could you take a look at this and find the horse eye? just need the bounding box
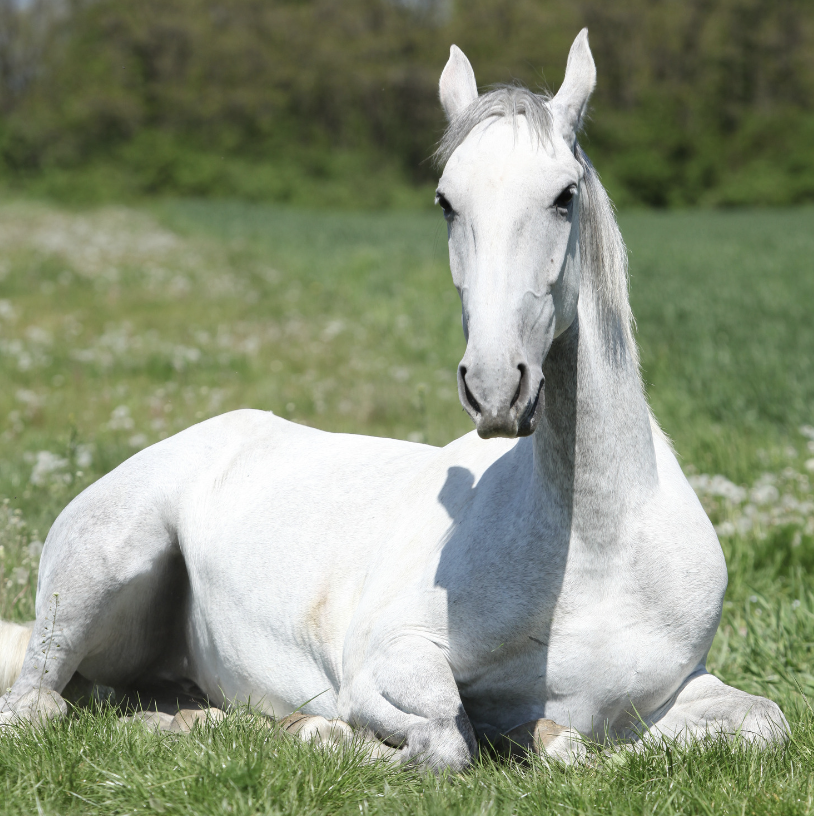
[554,186,576,211]
[436,192,454,219]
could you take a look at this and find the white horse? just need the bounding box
[0,30,788,770]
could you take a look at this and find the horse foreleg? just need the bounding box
[0,594,72,725]
[642,669,789,747]
[278,712,399,761]
[339,635,478,773]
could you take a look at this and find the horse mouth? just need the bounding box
[475,376,545,439]
[515,376,545,437]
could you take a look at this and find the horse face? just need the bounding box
[436,31,596,439]
[437,122,584,438]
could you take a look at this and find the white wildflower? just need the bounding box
[689,474,746,504]
[75,444,93,469]
[736,516,754,534]
[171,345,201,371]
[11,567,29,585]
[27,540,43,559]
[750,483,780,506]
[25,325,52,345]
[715,521,736,537]
[15,389,42,408]
[128,433,148,449]
[321,319,345,341]
[29,451,69,486]
[108,405,135,431]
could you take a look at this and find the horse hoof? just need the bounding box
[170,707,225,733]
[359,740,400,763]
[279,712,353,746]
[120,710,176,732]
[496,718,586,764]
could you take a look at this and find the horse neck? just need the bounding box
[532,281,658,532]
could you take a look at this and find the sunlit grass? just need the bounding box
[1,199,813,814]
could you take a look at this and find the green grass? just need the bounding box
[1,707,813,815]
[0,198,813,813]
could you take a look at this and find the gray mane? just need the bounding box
[435,86,554,167]
[435,86,637,368]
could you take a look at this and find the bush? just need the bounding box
[1,0,812,207]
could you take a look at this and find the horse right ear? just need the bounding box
[551,29,596,146]
[439,45,478,121]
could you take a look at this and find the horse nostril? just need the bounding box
[459,366,482,415]
[510,364,527,410]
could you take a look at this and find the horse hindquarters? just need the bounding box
[0,621,33,694]
[0,466,189,723]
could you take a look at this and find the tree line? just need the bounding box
[1,0,812,207]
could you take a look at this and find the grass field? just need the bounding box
[0,198,813,814]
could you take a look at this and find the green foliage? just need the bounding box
[1,0,813,207]
[622,207,814,480]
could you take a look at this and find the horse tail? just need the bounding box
[0,621,33,693]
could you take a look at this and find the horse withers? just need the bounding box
[0,30,788,770]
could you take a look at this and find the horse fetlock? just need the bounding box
[538,725,586,764]
[278,712,399,762]
[494,718,586,764]
[120,706,226,733]
[121,710,176,732]
[170,707,226,733]
[279,712,354,746]
[0,687,67,725]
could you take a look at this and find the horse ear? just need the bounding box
[439,45,478,121]
[551,29,596,145]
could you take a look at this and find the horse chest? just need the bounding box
[545,592,699,713]
[453,527,726,735]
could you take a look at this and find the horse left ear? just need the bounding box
[551,29,596,146]
[439,45,478,121]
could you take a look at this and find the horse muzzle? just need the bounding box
[457,360,544,438]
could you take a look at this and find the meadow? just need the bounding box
[0,197,813,814]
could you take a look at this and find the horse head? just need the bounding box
[436,30,596,438]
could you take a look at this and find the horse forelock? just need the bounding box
[434,86,555,168]
[435,86,638,371]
